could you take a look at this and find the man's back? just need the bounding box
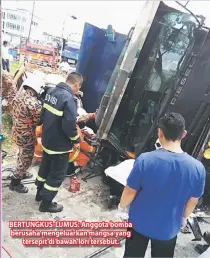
[41,82,78,153]
[128,149,205,240]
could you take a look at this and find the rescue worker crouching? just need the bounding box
[67,89,96,173]
[34,109,96,171]
[35,72,83,213]
[10,75,44,193]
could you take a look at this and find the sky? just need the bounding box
[2,1,210,41]
[2,0,144,41]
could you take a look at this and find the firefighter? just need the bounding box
[68,113,96,170]
[35,72,83,213]
[67,89,96,171]
[9,74,44,193]
[34,109,96,169]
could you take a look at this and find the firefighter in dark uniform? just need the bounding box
[35,72,83,213]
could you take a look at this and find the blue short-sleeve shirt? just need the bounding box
[127,149,206,240]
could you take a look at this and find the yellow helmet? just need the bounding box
[204,148,210,159]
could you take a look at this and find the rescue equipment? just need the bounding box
[69,177,80,193]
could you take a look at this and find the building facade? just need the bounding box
[2,8,42,47]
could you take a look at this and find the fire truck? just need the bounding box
[20,42,56,67]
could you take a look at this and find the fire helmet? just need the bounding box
[21,74,45,94]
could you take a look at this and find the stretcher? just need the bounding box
[104,159,135,207]
[105,159,135,186]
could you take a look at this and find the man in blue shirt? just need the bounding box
[119,112,206,257]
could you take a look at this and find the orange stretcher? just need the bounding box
[34,125,96,167]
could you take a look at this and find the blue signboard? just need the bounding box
[8,48,18,58]
[62,40,80,61]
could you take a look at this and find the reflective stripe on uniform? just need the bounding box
[69,149,80,162]
[70,134,80,141]
[34,155,43,158]
[36,175,46,182]
[43,103,63,116]
[42,145,72,155]
[44,183,59,191]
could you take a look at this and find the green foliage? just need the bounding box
[10,61,21,76]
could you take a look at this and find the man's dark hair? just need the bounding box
[3,41,8,46]
[66,72,83,85]
[158,113,185,141]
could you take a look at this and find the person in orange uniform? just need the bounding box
[34,111,96,167]
[69,109,96,167]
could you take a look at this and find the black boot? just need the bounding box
[204,231,210,245]
[9,178,28,193]
[39,200,63,213]
[195,244,209,254]
[35,187,42,202]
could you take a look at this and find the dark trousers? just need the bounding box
[2,58,10,72]
[35,151,69,202]
[124,228,177,258]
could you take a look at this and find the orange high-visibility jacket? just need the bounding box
[34,125,96,166]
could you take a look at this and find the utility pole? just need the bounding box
[58,14,77,69]
[27,0,35,44]
[57,15,66,69]
[19,13,23,49]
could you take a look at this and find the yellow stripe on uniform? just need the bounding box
[43,103,63,116]
[36,175,46,182]
[42,146,72,155]
[69,149,80,162]
[70,134,80,141]
[44,183,59,191]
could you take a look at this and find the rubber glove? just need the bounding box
[181,217,188,228]
[116,203,129,221]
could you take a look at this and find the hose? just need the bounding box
[84,237,125,258]
[13,65,26,84]
[2,171,78,187]
[2,246,13,258]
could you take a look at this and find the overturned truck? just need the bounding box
[92,1,210,202]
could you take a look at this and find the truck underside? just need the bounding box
[92,1,210,200]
